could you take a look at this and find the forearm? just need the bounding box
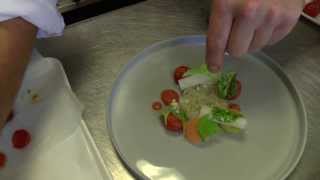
[0,18,37,129]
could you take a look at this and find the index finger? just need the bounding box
[206,0,233,72]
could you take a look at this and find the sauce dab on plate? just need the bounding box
[152,101,162,111]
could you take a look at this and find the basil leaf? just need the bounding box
[216,72,237,99]
[198,115,220,141]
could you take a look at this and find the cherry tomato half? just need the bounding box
[12,129,31,149]
[227,80,242,100]
[174,66,190,84]
[0,152,6,169]
[166,113,183,132]
[161,89,179,105]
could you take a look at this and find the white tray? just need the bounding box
[302,12,320,26]
[0,51,112,180]
[80,120,113,180]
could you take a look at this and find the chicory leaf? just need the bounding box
[198,115,220,141]
[184,64,214,79]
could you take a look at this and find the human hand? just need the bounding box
[206,0,304,71]
[0,18,37,129]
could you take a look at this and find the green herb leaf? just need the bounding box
[216,72,237,99]
[184,64,213,78]
[163,105,189,122]
[198,115,220,141]
[173,109,188,122]
[220,124,241,133]
[211,107,242,123]
[160,107,170,125]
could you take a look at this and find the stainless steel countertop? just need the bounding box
[36,0,320,179]
[58,0,100,12]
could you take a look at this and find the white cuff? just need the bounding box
[0,0,65,38]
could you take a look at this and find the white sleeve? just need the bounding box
[0,0,65,38]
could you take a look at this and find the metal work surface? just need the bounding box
[36,0,320,179]
[58,0,100,12]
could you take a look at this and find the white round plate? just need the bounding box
[108,36,307,180]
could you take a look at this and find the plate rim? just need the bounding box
[107,35,308,180]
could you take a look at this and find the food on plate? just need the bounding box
[161,89,180,105]
[303,0,320,17]
[12,129,31,149]
[216,72,242,100]
[152,64,247,145]
[184,118,201,144]
[228,103,241,112]
[174,66,190,84]
[165,112,183,132]
[0,152,6,169]
[152,101,162,111]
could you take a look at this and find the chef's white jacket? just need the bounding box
[0,0,65,38]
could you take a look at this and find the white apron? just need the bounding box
[0,0,65,38]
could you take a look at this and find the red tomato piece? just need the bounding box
[161,89,179,105]
[12,129,31,149]
[227,80,242,100]
[166,113,183,132]
[152,101,162,111]
[174,66,190,84]
[228,103,241,112]
[6,110,14,123]
[304,2,320,17]
[0,152,6,169]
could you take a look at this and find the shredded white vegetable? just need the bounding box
[180,84,227,119]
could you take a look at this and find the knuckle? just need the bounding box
[265,5,280,26]
[241,0,260,20]
[213,0,229,16]
[208,41,225,56]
